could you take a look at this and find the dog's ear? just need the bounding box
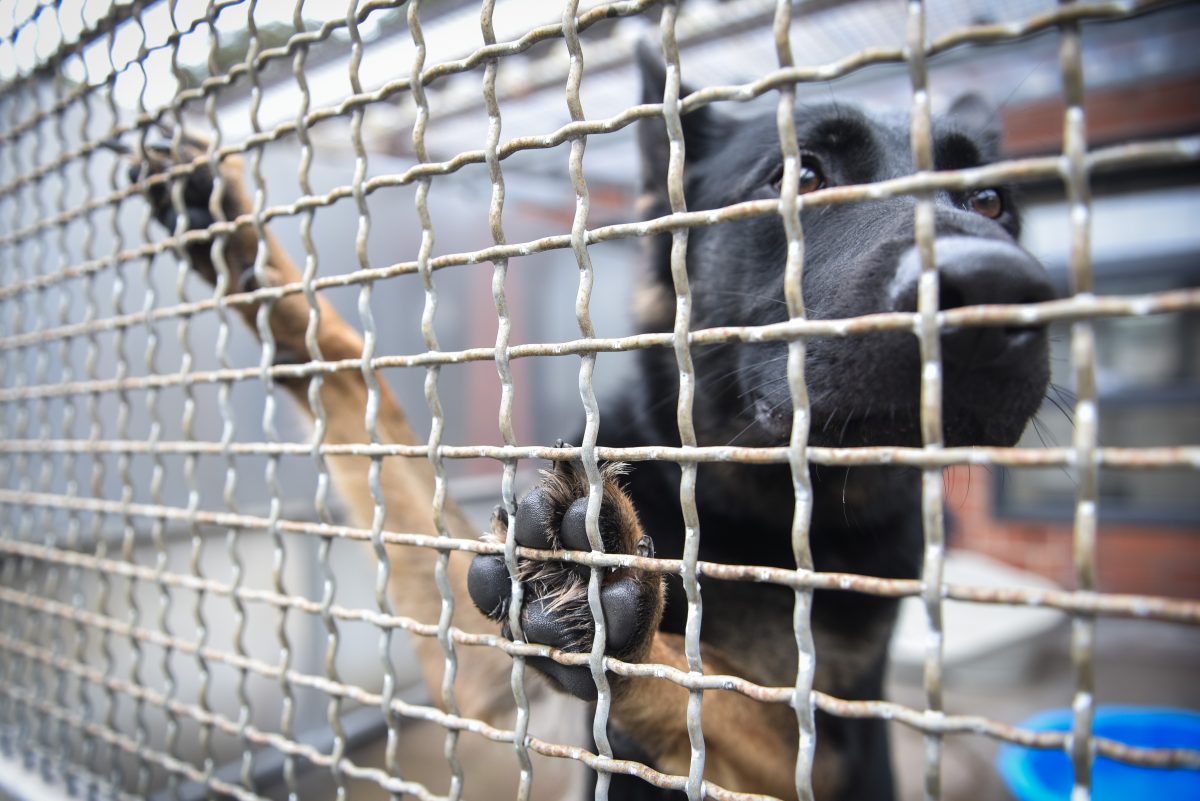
[947,93,1002,161]
[636,40,730,202]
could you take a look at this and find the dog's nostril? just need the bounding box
[890,237,1056,317]
[885,237,1056,364]
[936,264,1053,311]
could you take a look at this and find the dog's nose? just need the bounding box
[889,236,1056,364]
[932,237,1056,310]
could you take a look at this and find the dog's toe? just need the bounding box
[467,554,511,621]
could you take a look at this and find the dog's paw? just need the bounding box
[467,455,663,700]
[127,130,256,288]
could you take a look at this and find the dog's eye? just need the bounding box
[967,188,1004,219]
[770,162,824,195]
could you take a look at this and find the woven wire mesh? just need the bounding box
[0,1,1198,800]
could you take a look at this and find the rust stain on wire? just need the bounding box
[2,498,1198,627]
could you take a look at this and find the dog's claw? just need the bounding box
[636,535,654,559]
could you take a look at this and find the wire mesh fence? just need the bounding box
[0,1,1198,800]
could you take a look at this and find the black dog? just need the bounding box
[466,49,1054,801]
[134,44,1053,801]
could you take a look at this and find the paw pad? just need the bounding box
[467,457,664,700]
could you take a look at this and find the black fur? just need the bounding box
[471,48,1055,801]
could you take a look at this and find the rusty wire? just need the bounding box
[1,1,1199,800]
[2,498,1197,628]
[478,0,535,794]
[905,2,949,796]
[556,0,621,793]
[1058,3,1100,798]
[1,284,1198,401]
[3,148,1199,352]
[2,575,1198,775]
[0,0,1173,218]
[659,2,708,798]
[770,0,817,797]
[408,1,467,797]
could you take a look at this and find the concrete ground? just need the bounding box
[888,616,1200,801]
[338,616,1200,801]
[4,605,1193,801]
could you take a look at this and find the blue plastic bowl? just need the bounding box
[997,707,1200,801]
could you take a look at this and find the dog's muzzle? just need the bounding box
[888,236,1055,367]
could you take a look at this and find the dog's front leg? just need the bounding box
[468,460,802,797]
[132,138,516,721]
[620,634,803,799]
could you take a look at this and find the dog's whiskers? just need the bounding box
[723,394,792,447]
[1044,393,1074,428]
[700,289,791,308]
[945,464,976,512]
[723,415,762,447]
[1046,383,1077,426]
[735,373,791,401]
[838,408,856,446]
[713,353,789,387]
[1029,414,1051,449]
[636,345,736,419]
[1030,411,1079,485]
[639,348,799,433]
[1050,382,1077,402]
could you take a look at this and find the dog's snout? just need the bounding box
[890,237,1054,312]
[889,236,1055,364]
[934,237,1056,310]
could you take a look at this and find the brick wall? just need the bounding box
[945,466,1200,599]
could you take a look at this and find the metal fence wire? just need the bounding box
[1,0,1198,800]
